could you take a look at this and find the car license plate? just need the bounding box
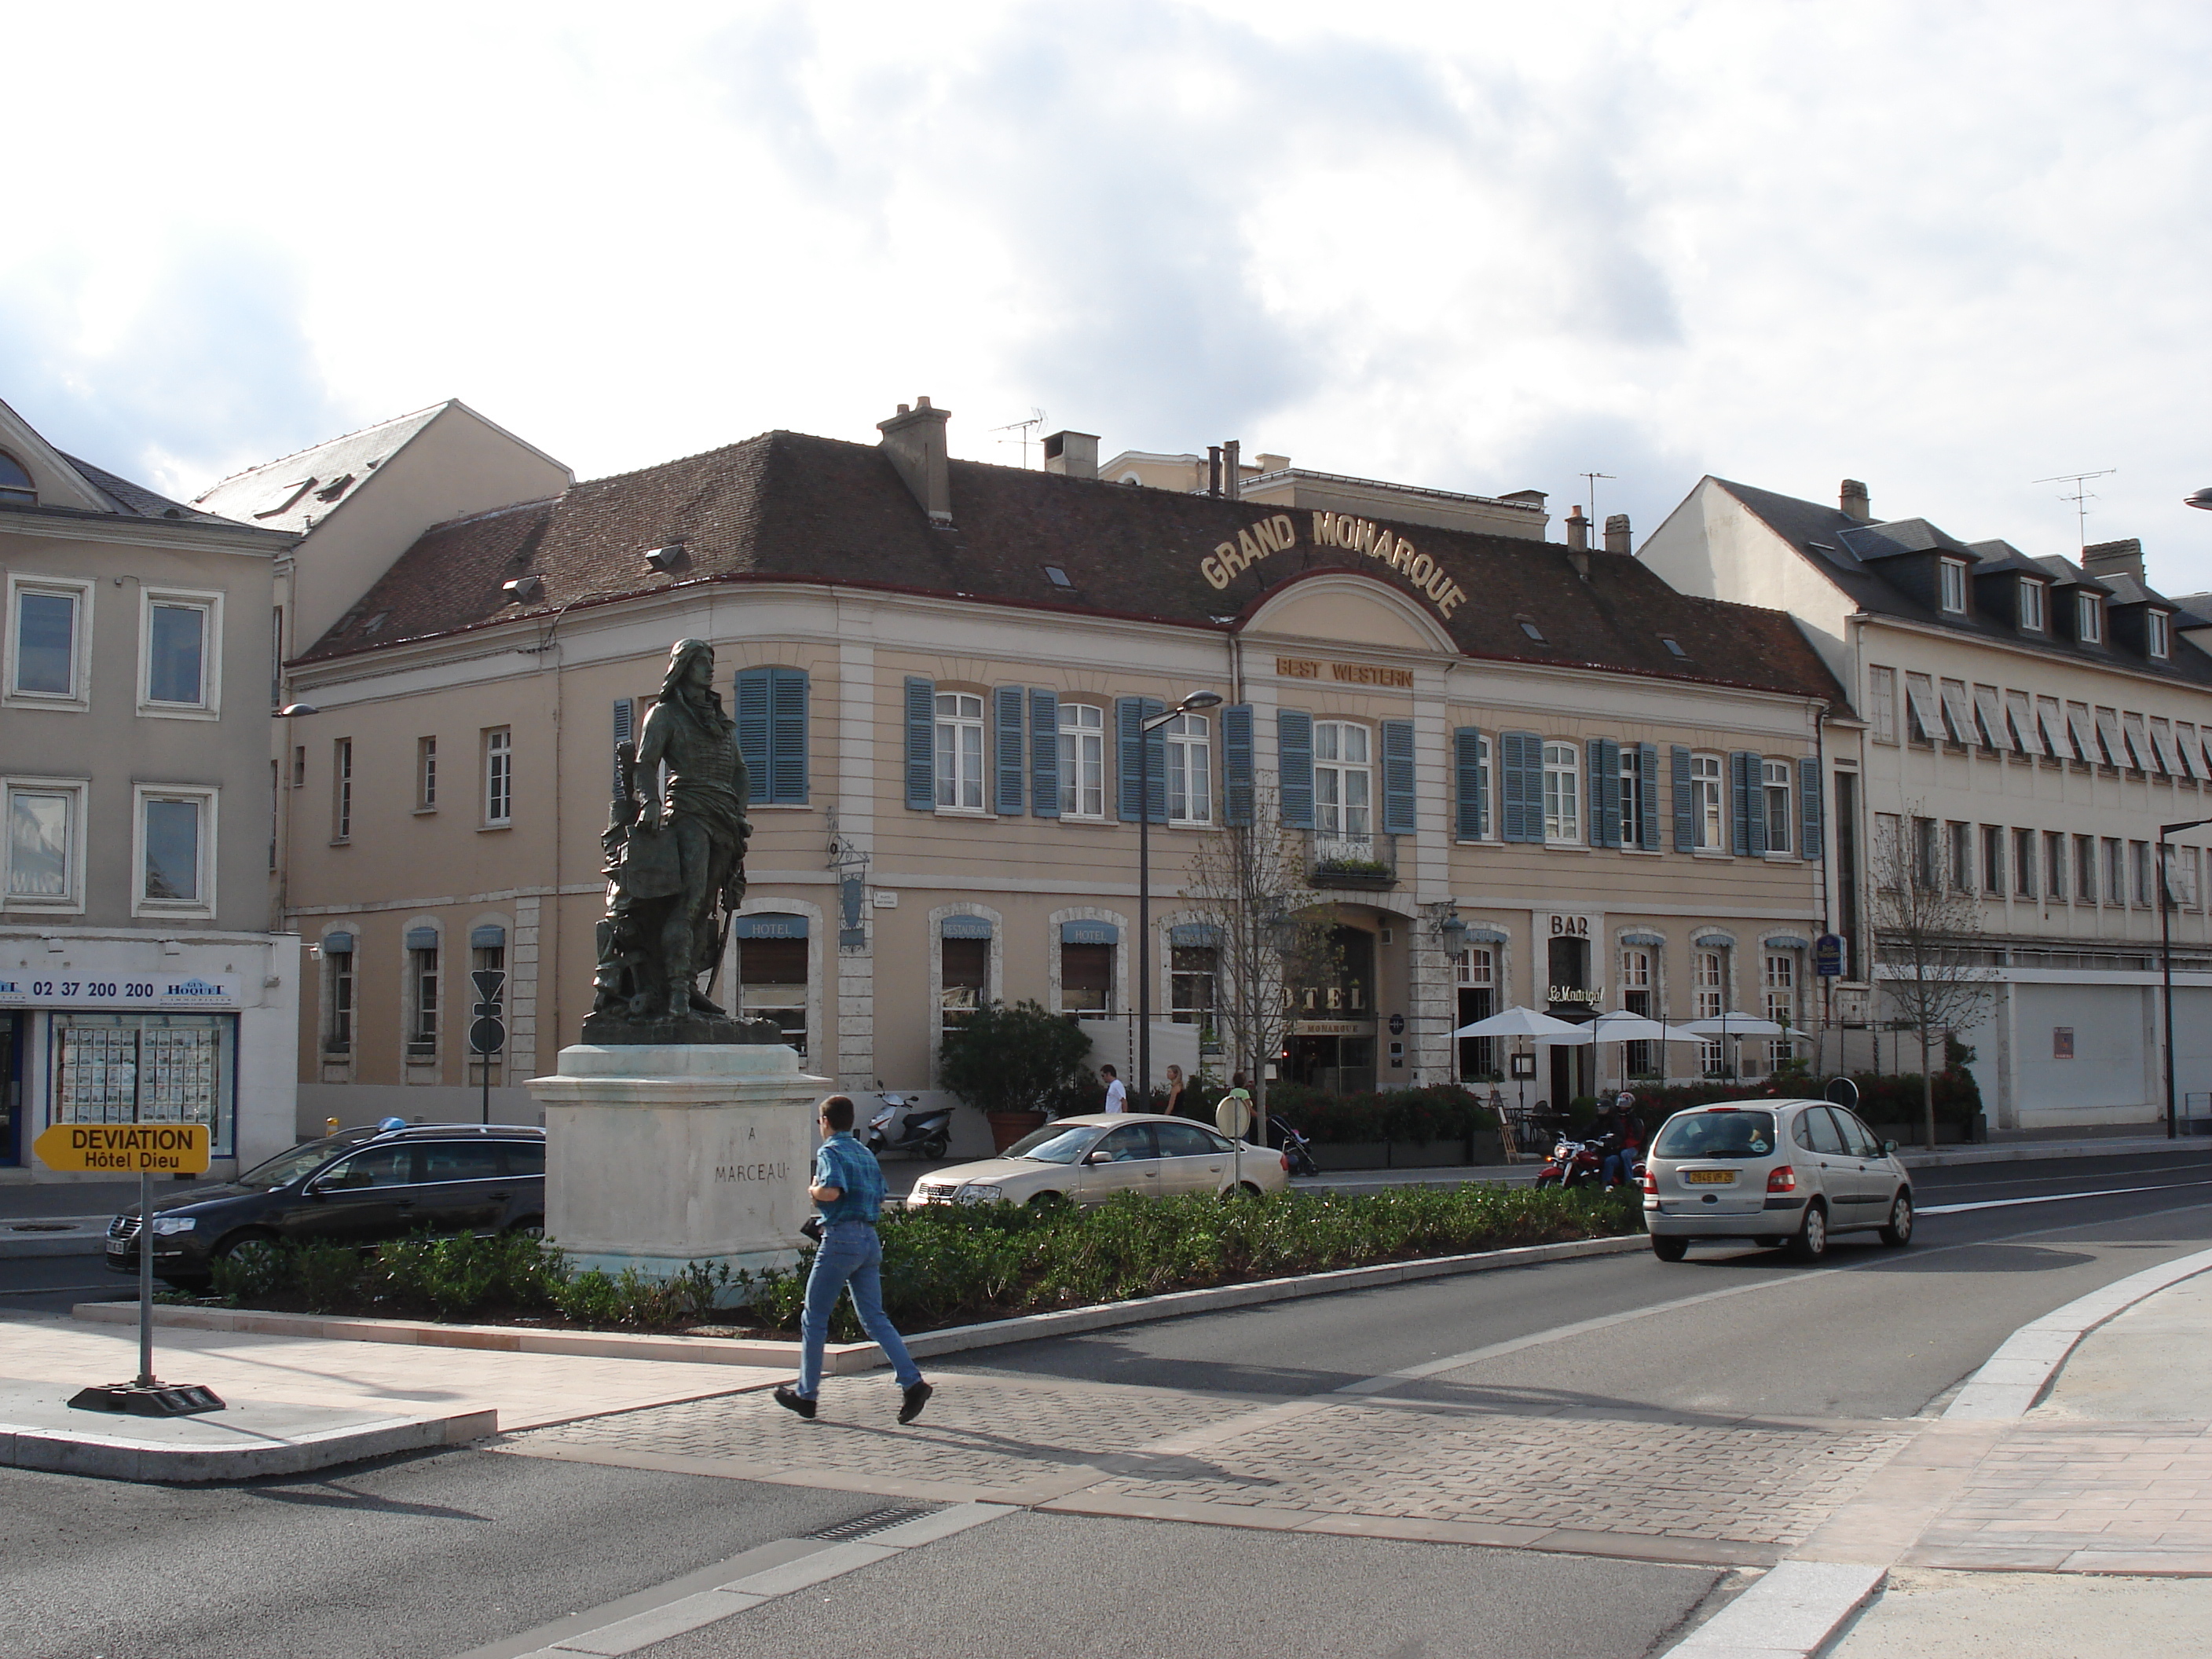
[1684,1170,1734,1185]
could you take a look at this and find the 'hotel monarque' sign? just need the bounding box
[1199,512,1471,620]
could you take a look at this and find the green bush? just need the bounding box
[1265,1082,1503,1145]
[1632,1067,1983,1131]
[937,999,1093,1116]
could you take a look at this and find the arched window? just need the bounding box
[0,452,33,505]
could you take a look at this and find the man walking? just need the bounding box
[1100,1064,1126,1113]
[775,1095,932,1425]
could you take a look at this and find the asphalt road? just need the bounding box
[1,1149,2208,1659]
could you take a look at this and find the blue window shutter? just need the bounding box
[1143,697,1166,823]
[1800,756,1823,860]
[1521,732,1547,844]
[612,698,633,797]
[1380,720,1415,836]
[1499,731,1529,843]
[1452,727,1483,840]
[1596,738,1621,848]
[994,687,1025,815]
[1030,688,1059,819]
[1585,742,1607,848]
[1744,752,1767,855]
[904,677,935,811]
[769,668,808,803]
[1730,752,1753,856]
[1116,697,1144,822]
[1638,743,1659,850]
[734,668,771,805]
[1671,745,1694,851]
[1222,705,1254,826]
[1278,709,1314,828]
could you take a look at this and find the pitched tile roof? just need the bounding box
[60,455,240,525]
[298,430,1844,704]
[1714,478,2212,687]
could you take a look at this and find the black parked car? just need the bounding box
[105,1122,546,1287]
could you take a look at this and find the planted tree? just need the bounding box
[936,998,1093,1117]
[1871,807,1997,1149]
[1179,779,1342,1115]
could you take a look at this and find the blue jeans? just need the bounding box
[795,1220,922,1397]
[1603,1150,1638,1187]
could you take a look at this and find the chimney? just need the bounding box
[1566,505,1590,551]
[1041,430,1098,480]
[877,396,953,524]
[1207,446,1223,496]
[1222,440,1242,501]
[1840,478,1871,522]
[2082,537,2145,584]
[1603,513,1632,555]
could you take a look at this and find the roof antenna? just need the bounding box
[1578,471,1616,526]
[991,408,1046,469]
[2033,468,2116,552]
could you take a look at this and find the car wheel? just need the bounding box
[1232,1181,1264,1199]
[1879,1191,1914,1247]
[505,1215,544,1239]
[1650,1236,1689,1262]
[214,1227,280,1262]
[1026,1191,1068,1210]
[1789,1202,1829,1263]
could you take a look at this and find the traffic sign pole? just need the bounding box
[471,969,507,1125]
[137,1164,154,1387]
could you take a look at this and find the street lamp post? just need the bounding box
[2159,817,2212,1140]
[1137,690,1224,1106]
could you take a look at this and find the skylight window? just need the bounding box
[313,474,355,502]
[1661,636,1688,658]
[253,478,317,520]
[1043,566,1073,588]
[1519,621,1546,643]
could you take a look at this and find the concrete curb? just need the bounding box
[1895,1136,2210,1170]
[1943,1242,2212,1420]
[0,1405,497,1483]
[1663,1560,1887,1659]
[71,1232,1648,1374]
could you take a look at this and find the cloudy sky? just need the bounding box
[6,2,2210,585]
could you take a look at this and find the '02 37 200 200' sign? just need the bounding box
[0,975,241,1009]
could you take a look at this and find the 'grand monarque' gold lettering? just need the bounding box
[1196,512,1467,622]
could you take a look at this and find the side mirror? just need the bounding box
[1086,1149,1112,1164]
[303,1180,330,1199]
[1881,1139,1898,1155]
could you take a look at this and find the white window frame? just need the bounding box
[2078,591,2104,644]
[1314,720,1373,842]
[130,783,218,918]
[137,584,222,720]
[320,936,356,1060]
[1866,665,1897,744]
[1453,946,1496,987]
[416,735,438,812]
[1057,702,1107,819]
[1694,949,1726,1073]
[1939,557,1967,613]
[332,737,353,843]
[2,775,87,912]
[2149,610,2172,659]
[405,931,442,1064]
[1762,951,1797,1068]
[1164,711,1212,826]
[1542,740,1581,844]
[2018,577,2046,632]
[483,727,513,827]
[5,573,93,711]
[1691,752,1725,851]
[934,692,987,814]
[1761,758,1792,855]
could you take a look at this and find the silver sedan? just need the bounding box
[906,1114,1288,1209]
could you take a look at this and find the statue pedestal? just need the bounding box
[528,1044,824,1303]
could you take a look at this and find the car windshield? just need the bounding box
[234,1133,368,1190]
[1005,1123,1101,1165]
[1653,1111,1778,1160]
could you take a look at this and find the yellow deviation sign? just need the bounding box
[34,1122,211,1174]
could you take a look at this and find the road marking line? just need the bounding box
[1943,1241,2212,1419]
[1664,1560,1886,1658]
[1920,1179,2212,1215]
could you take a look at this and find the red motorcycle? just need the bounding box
[1534,1132,1640,1190]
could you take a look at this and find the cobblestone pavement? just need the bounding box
[502,1372,1916,1562]
[1903,1419,2212,1573]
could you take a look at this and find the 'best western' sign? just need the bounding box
[1199,512,1470,620]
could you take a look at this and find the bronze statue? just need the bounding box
[586,639,784,1046]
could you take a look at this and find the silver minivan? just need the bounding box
[1642,1099,1914,1262]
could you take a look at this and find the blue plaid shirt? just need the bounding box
[813,1132,886,1225]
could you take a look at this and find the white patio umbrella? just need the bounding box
[1571,1009,1705,1089]
[1449,1005,1586,1039]
[1684,1013,1787,1082]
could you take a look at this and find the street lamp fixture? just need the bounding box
[2185,488,2212,511]
[276,704,318,717]
[1137,690,1225,1105]
[2159,816,2212,1140]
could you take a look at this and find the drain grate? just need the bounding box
[808,1505,936,1543]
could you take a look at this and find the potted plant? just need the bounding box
[937,999,1095,1152]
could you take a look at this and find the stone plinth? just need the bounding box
[529,1044,824,1302]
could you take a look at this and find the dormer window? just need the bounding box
[2078,592,2104,644]
[2018,577,2046,632]
[1939,558,1968,614]
[1518,620,1546,643]
[0,452,33,506]
[2148,609,2171,660]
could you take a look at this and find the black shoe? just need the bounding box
[775,1385,816,1420]
[898,1381,933,1425]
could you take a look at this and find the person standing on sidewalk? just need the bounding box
[1100,1065,1126,1113]
[775,1095,932,1426]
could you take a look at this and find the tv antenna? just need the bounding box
[2033,468,2115,550]
[993,408,1046,468]
[1579,471,1617,525]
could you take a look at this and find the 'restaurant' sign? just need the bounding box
[1199,512,1470,620]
